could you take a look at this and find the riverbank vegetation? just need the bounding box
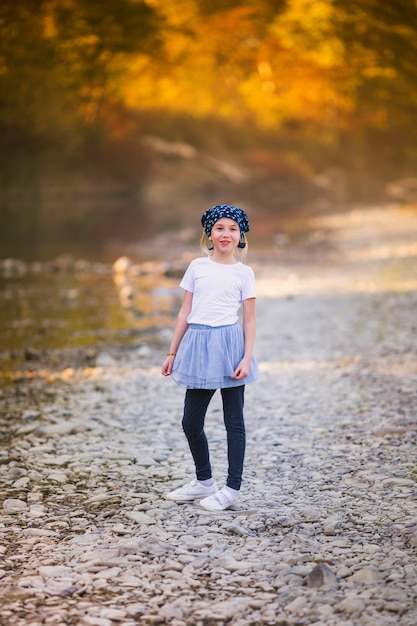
[1,0,417,253]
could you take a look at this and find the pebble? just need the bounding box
[1,205,417,625]
[306,562,338,588]
[3,498,28,513]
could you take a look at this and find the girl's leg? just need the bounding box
[220,385,246,490]
[182,389,216,481]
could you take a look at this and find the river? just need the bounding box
[0,257,182,383]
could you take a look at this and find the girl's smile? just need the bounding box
[209,218,240,261]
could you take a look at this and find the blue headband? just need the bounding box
[201,205,250,237]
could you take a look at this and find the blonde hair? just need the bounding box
[200,229,248,263]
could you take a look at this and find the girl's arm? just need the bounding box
[161,290,193,376]
[232,297,256,380]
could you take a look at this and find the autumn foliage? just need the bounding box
[1,0,416,247]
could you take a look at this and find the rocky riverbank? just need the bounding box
[1,204,417,626]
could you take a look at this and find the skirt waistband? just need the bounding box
[189,323,237,330]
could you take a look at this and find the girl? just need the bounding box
[161,204,258,511]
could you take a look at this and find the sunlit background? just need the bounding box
[1,0,417,375]
[1,0,417,260]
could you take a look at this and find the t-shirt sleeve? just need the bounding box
[179,261,195,292]
[242,266,256,300]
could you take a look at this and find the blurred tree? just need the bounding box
[2,0,417,159]
[332,0,417,171]
[0,0,161,142]
[117,0,288,125]
[1,0,417,251]
[0,0,162,245]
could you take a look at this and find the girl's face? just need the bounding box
[209,217,240,256]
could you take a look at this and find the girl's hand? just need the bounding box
[232,358,250,380]
[161,355,175,376]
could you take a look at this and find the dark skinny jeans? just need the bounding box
[181,385,245,491]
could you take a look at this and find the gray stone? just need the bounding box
[306,562,339,588]
[350,566,383,583]
[2,204,417,626]
[2,498,28,513]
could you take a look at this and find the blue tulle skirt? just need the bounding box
[171,323,259,389]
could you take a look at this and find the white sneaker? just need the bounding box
[166,479,218,503]
[200,486,239,511]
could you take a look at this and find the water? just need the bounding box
[0,265,181,381]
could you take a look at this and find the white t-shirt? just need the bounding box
[180,257,256,326]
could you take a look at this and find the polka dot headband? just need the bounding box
[201,205,250,237]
